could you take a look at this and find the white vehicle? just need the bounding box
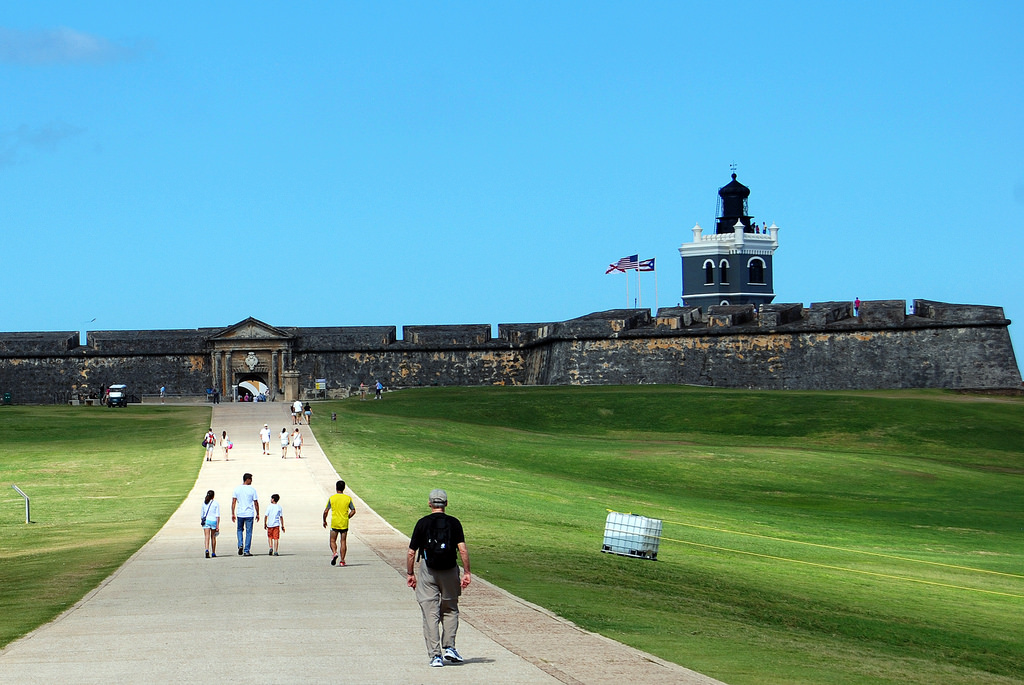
[107,384,129,408]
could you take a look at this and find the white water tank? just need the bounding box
[601,511,662,560]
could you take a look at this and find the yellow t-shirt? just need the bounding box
[326,493,354,530]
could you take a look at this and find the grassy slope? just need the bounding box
[0,406,209,648]
[314,386,1024,685]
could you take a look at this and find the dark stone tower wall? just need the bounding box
[0,300,1018,404]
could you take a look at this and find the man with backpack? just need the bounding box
[406,489,472,668]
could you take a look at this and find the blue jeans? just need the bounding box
[236,517,254,553]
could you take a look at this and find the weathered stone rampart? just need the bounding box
[0,299,1018,403]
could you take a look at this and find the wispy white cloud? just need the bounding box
[0,26,149,65]
[0,122,86,168]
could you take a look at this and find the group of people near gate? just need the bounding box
[200,473,286,559]
[200,470,472,668]
[206,424,308,461]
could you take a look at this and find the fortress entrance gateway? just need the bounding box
[208,318,296,402]
[237,376,270,400]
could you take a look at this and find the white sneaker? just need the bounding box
[430,655,444,667]
[443,647,464,663]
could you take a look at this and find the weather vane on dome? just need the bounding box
[729,162,737,174]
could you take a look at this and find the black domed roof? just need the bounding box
[715,172,754,234]
[718,173,750,200]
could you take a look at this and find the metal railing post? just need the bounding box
[12,485,31,523]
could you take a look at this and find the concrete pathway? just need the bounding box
[0,402,722,684]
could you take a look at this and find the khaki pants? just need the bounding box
[414,560,462,658]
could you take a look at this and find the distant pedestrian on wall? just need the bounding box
[854,297,861,317]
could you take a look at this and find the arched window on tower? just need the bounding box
[747,257,765,284]
[719,259,729,284]
[703,260,715,285]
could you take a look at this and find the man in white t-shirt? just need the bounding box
[231,473,260,556]
[259,424,272,455]
[292,400,303,425]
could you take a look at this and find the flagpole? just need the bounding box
[625,270,629,309]
[654,266,659,312]
[637,266,642,309]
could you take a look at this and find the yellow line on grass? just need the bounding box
[660,535,1024,599]
[661,518,1024,579]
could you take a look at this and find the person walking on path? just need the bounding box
[303,402,312,424]
[291,428,303,458]
[201,489,220,558]
[322,480,356,567]
[204,429,216,462]
[280,428,289,458]
[407,488,471,668]
[292,399,303,424]
[221,430,232,461]
[231,473,260,556]
[259,424,272,455]
[374,380,383,400]
[264,494,284,556]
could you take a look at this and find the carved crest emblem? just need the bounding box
[245,351,260,371]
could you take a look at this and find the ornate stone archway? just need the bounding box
[208,318,295,402]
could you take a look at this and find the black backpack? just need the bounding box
[421,515,454,569]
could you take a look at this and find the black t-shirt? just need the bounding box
[409,512,465,570]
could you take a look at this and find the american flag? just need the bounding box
[638,258,655,272]
[605,254,639,274]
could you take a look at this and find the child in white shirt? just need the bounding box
[264,494,285,556]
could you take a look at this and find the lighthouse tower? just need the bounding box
[678,173,779,311]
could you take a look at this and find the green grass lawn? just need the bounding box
[315,386,1024,685]
[0,405,209,648]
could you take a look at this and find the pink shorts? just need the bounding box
[267,526,280,540]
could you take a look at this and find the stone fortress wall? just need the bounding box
[0,299,1019,404]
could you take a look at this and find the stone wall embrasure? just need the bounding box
[0,299,1018,403]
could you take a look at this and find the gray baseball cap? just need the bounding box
[429,489,448,505]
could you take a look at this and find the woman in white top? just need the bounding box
[280,428,289,458]
[291,428,303,458]
[221,430,231,461]
[201,490,220,558]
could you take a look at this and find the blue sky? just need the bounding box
[2,3,1022,354]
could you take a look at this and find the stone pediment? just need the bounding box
[209,317,293,342]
